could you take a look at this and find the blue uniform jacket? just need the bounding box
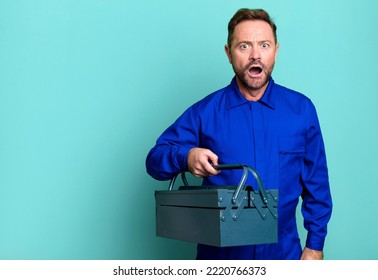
[146,77,332,259]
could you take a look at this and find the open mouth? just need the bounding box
[248,65,263,76]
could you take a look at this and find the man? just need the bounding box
[146,8,332,260]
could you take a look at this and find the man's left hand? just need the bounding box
[300,247,324,260]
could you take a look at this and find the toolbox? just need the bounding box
[155,164,278,247]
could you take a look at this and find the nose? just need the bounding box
[249,46,261,61]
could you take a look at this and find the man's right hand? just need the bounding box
[187,148,220,178]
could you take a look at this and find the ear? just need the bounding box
[224,44,232,63]
[274,43,280,60]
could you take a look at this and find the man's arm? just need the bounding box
[301,101,333,253]
[146,107,219,180]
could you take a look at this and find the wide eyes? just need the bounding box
[240,43,249,50]
[238,42,270,51]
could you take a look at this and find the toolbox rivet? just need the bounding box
[218,197,223,202]
[221,216,225,221]
[233,216,238,221]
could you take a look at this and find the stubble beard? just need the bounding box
[233,61,275,93]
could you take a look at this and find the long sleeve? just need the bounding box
[301,103,333,250]
[145,107,199,181]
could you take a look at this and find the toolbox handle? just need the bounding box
[213,164,268,204]
[168,164,269,205]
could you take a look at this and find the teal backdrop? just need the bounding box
[0,0,377,260]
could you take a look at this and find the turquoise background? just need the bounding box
[0,0,377,260]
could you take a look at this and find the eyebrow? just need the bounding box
[237,39,274,45]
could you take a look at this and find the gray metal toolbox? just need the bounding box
[155,164,278,247]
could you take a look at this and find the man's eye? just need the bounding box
[261,43,269,49]
[240,44,249,50]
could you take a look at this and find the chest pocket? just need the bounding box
[278,136,305,188]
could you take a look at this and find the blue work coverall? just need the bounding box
[146,77,333,259]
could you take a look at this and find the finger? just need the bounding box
[206,150,219,166]
[203,160,220,176]
[198,150,219,176]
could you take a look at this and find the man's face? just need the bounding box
[225,20,279,100]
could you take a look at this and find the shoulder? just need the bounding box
[272,82,316,112]
[171,83,232,126]
[274,82,311,102]
[187,84,230,113]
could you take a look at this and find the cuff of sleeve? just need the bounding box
[305,233,326,251]
[176,146,192,171]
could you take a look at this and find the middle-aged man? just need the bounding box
[146,8,333,260]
